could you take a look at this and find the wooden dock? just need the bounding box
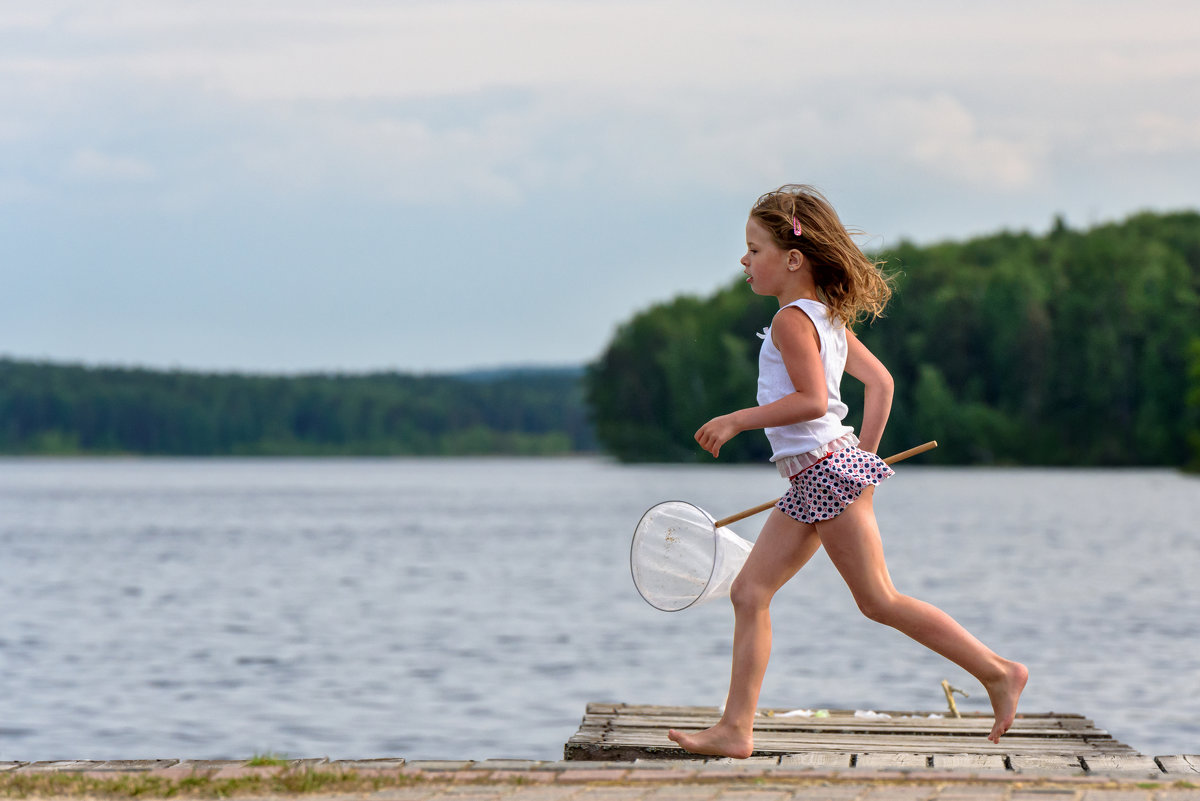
[566,704,1167,772]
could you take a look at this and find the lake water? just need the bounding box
[1,457,1197,762]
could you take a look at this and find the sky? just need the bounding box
[2,1,1199,375]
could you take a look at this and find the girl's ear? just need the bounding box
[787,249,804,271]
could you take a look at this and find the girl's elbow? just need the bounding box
[869,369,894,396]
[783,392,826,422]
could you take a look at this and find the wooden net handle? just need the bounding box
[711,440,937,528]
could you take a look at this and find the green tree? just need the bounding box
[588,210,1200,466]
[0,360,595,457]
[1187,338,1200,473]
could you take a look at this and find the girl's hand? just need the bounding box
[695,412,743,458]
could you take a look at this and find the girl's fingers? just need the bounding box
[696,419,729,457]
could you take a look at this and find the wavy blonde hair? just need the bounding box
[750,184,894,328]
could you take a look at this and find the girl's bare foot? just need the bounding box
[667,723,754,759]
[985,660,1029,743]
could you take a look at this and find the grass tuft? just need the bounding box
[244,754,288,767]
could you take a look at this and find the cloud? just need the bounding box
[63,148,156,183]
[14,2,1200,100]
[892,94,1044,191]
[2,2,1196,203]
[2,1,1192,212]
[1124,112,1200,155]
[0,177,42,203]
[225,103,539,204]
[2,1,1199,371]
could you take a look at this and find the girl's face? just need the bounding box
[741,217,797,298]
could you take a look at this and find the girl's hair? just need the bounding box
[750,184,894,328]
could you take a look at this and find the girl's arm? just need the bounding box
[695,307,827,458]
[843,329,893,454]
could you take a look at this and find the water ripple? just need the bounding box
[0,458,1196,761]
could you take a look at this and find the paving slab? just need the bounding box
[329,758,408,772]
[211,763,287,779]
[17,760,180,773]
[856,753,932,770]
[779,753,857,770]
[930,755,1009,772]
[1156,756,1200,775]
[556,768,632,783]
[405,761,480,772]
[7,753,1200,801]
[1082,756,1164,776]
[1008,755,1086,775]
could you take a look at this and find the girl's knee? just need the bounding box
[729,575,772,612]
[855,590,901,624]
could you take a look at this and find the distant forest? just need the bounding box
[587,210,1200,469]
[0,361,594,456]
[6,210,1200,466]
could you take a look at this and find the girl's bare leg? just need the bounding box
[668,510,821,758]
[816,487,1028,743]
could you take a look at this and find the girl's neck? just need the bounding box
[776,283,819,307]
[782,287,820,306]
[772,256,819,307]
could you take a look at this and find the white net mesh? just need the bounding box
[630,500,753,612]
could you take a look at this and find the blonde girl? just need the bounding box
[668,185,1027,758]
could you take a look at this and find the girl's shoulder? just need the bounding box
[776,298,837,326]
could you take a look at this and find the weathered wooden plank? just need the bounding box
[1156,755,1200,774]
[597,703,1086,721]
[590,733,1041,753]
[586,703,621,713]
[603,705,1090,723]
[565,742,701,762]
[634,715,1087,731]
[608,705,1079,720]
[855,753,930,769]
[604,727,1052,746]
[609,724,1123,748]
[1008,755,1085,773]
[930,753,1009,771]
[778,752,855,769]
[575,730,1124,756]
[585,709,1099,733]
[1082,741,1153,755]
[594,714,1104,738]
[567,704,1140,763]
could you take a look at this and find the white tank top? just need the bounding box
[756,298,855,465]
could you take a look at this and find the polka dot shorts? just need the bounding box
[776,446,894,524]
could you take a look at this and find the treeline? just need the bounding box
[0,360,594,456]
[587,210,1200,467]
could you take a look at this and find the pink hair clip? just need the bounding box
[792,216,803,237]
